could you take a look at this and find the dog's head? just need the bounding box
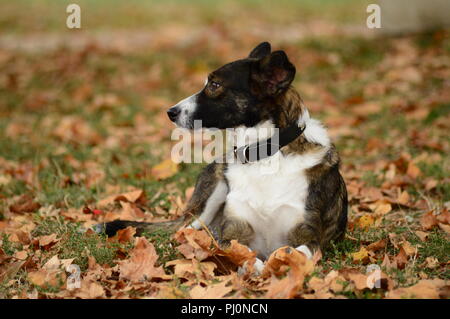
[167,42,296,129]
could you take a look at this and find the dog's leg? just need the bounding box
[187,180,228,230]
[287,215,322,260]
[96,163,227,236]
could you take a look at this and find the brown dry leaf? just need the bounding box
[425,257,439,269]
[394,247,408,269]
[386,279,447,299]
[438,223,450,234]
[118,237,169,282]
[425,179,438,191]
[9,194,41,214]
[218,240,256,267]
[166,259,216,280]
[401,241,417,257]
[420,211,438,230]
[437,210,450,224]
[415,230,429,242]
[38,233,60,247]
[381,254,396,270]
[397,190,410,206]
[174,228,213,261]
[264,246,314,298]
[0,260,25,282]
[13,250,28,260]
[306,270,345,298]
[347,272,369,290]
[367,239,387,252]
[98,189,146,207]
[351,247,369,264]
[189,277,233,299]
[28,265,65,289]
[374,202,392,216]
[406,161,421,179]
[151,159,178,180]
[72,280,106,299]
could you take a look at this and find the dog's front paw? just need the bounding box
[295,245,313,260]
[237,258,265,276]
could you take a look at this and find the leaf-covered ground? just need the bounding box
[0,0,449,299]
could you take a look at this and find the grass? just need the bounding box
[0,0,449,299]
[31,216,128,270]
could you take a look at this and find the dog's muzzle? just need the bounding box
[167,107,181,122]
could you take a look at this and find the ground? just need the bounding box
[0,0,449,299]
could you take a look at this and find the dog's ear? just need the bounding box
[248,42,271,59]
[251,50,296,96]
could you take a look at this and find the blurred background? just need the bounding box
[0,0,449,299]
[0,0,448,218]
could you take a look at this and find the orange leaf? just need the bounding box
[118,237,168,282]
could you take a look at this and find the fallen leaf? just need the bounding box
[367,239,387,252]
[425,257,439,269]
[218,240,256,267]
[351,247,369,264]
[357,214,375,230]
[9,194,41,214]
[386,279,447,299]
[264,246,314,298]
[394,247,408,269]
[420,211,438,230]
[189,277,233,298]
[151,159,178,180]
[438,223,450,234]
[400,241,416,257]
[406,161,421,179]
[38,233,60,248]
[397,190,410,206]
[415,230,429,242]
[166,259,216,280]
[174,228,213,261]
[118,237,168,282]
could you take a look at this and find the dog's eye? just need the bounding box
[209,81,221,90]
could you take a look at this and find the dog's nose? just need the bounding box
[167,107,181,122]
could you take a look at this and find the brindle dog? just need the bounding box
[98,42,347,271]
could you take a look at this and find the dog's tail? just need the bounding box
[93,216,188,237]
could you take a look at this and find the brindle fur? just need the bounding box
[100,42,348,258]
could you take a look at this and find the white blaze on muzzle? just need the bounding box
[172,93,199,129]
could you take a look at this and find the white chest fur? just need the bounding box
[224,150,325,259]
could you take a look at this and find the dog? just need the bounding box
[98,42,348,272]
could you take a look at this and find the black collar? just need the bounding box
[233,123,306,164]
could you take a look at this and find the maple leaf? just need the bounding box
[174,228,214,261]
[118,237,169,282]
[264,246,314,298]
[217,240,256,267]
